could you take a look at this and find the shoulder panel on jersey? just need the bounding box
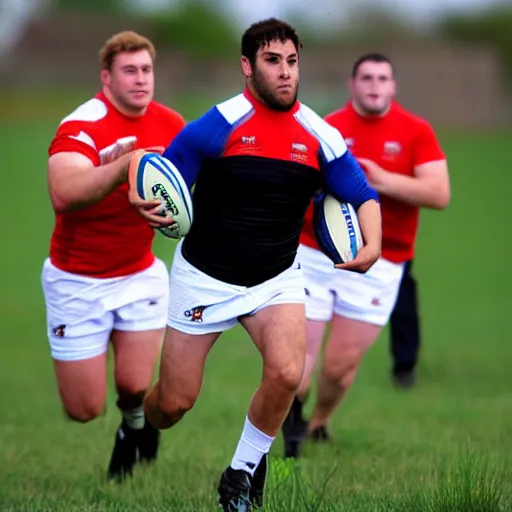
[216,94,253,126]
[68,130,97,150]
[295,104,347,163]
[162,104,238,188]
[60,98,108,125]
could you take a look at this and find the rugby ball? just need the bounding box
[129,152,193,239]
[313,192,363,264]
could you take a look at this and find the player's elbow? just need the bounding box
[431,184,451,210]
[49,188,69,213]
[49,188,83,214]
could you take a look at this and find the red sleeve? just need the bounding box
[412,120,445,166]
[165,109,186,143]
[324,111,339,127]
[48,121,100,166]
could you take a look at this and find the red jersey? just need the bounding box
[48,92,185,278]
[300,101,445,263]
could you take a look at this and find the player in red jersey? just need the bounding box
[41,31,185,480]
[282,53,451,457]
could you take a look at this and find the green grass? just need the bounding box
[0,96,511,510]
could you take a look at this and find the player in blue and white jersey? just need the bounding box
[133,18,382,511]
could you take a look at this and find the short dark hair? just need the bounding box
[351,53,392,78]
[241,18,303,65]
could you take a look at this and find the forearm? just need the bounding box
[357,199,382,251]
[377,172,447,209]
[51,159,127,213]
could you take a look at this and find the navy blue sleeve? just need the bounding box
[323,150,379,208]
[162,107,233,189]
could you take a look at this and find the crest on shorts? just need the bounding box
[53,324,66,337]
[184,305,209,323]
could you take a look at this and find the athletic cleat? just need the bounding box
[249,453,268,508]
[107,417,160,481]
[218,466,252,511]
[138,419,160,463]
[392,369,416,389]
[309,425,331,442]
[107,420,138,481]
[282,397,308,458]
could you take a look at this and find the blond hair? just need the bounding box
[99,31,156,70]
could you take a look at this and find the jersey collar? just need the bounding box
[243,87,300,117]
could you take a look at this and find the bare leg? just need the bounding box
[297,319,328,401]
[53,353,107,422]
[144,326,220,429]
[240,303,306,436]
[107,328,165,480]
[281,319,327,457]
[112,328,163,412]
[309,314,381,431]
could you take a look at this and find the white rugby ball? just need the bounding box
[132,152,193,239]
[313,192,363,264]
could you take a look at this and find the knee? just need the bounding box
[115,372,150,401]
[267,361,304,395]
[322,350,363,387]
[64,401,105,423]
[157,390,198,424]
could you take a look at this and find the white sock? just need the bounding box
[122,406,145,430]
[230,416,274,476]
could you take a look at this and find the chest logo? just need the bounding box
[384,141,402,155]
[292,142,308,153]
[241,136,256,145]
[290,142,309,163]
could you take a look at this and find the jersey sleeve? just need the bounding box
[412,120,446,167]
[318,122,379,208]
[48,120,100,165]
[162,106,234,189]
[161,109,186,145]
[323,151,379,208]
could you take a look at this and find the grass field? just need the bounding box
[0,96,511,511]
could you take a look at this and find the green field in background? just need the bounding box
[0,93,510,510]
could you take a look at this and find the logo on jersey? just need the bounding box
[238,135,262,153]
[184,305,210,322]
[290,142,309,163]
[53,324,66,337]
[384,141,401,156]
[292,143,308,153]
[241,136,256,145]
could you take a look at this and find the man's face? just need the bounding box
[242,39,299,111]
[350,60,396,115]
[101,49,154,114]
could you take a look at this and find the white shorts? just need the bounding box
[41,258,169,361]
[297,244,405,326]
[167,240,305,335]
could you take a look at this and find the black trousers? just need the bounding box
[389,260,420,373]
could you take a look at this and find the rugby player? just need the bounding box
[282,53,450,457]
[42,31,185,480]
[133,20,382,511]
